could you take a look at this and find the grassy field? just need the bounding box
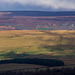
[0,30,75,67]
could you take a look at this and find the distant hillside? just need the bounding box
[0,11,75,30]
[1,11,75,17]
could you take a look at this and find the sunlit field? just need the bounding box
[0,30,75,67]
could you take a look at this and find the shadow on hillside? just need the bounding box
[0,47,75,66]
[40,31,75,45]
[40,45,75,51]
[0,51,30,58]
[0,53,65,67]
[63,37,75,45]
[0,44,75,59]
[40,30,61,36]
[6,31,75,46]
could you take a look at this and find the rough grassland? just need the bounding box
[0,30,75,66]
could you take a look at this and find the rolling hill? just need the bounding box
[0,30,75,66]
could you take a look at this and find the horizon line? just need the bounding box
[0,10,75,12]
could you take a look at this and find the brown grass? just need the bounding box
[0,30,75,68]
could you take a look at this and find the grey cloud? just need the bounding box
[0,0,75,11]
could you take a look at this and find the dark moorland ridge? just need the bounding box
[0,11,75,30]
[0,67,75,75]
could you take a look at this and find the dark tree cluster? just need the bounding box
[0,58,64,67]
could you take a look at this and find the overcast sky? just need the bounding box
[0,0,75,11]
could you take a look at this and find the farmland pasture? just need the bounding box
[0,30,75,66]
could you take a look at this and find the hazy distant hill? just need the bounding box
[2,11,75,16]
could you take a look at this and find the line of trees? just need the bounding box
[0,58,64,67]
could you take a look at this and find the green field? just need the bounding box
[0,30,75,66]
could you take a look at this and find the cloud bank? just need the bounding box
[0,0,75,11]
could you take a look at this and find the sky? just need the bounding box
[0,0,75,11]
